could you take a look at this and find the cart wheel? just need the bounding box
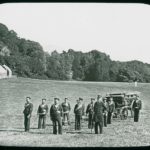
[125,110,128,119]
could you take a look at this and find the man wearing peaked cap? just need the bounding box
[50,97,63,134]
[74,98,84,130]
[23,97,33,132]
[37,98,48,129]
[103,97,109,127]
[93,95,106,134]
[61,97,71,126]
[86,98,95,129]
[132,96,142,122]
[79,97,85,116]
[107,97,115,124]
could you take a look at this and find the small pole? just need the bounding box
[134,81,137,87]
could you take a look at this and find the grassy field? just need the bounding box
[0,77,150,147]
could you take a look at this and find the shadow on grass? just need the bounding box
[0,129,54,135]
[0,127,42,132]
[16,127,38,129]
[28,131,52,135]
[46,124,53,126]
[0,129,24,133]
[0,128,96,135]
[66,131,94,134]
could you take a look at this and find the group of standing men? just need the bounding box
[23,94,142,134]
[85,95,115,134]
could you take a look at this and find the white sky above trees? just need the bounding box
[0,3,150,63]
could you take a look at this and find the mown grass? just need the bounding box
[0,77,150,147]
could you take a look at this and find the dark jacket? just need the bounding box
[50,104,63,121]
[108,102,115,113]
[61,102,71,112]
[103,102,109,113]
[132,99,142,110]
[82,103,85,116]
[93,101,106,123]
[86,103,94,115]
[23,102,33,115]
[37,104,48,115]
[74,103,84,116]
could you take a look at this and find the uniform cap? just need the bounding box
[97,95,102,98]
[54,97,60,101]
[79,97,83,101]
[26,96,31,99]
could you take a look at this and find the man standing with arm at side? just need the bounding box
[50,98,63,134]
[37,98,48,129]
[103,97,109,127]
[132,95,142,122]
[86,98,95,129]
[23,97,33,132]
[74,99,83,130]
[107,96,115,124]
[93,95,106,134]
[61,97,71,126]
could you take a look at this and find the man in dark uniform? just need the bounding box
[79,97,85,116]
[61,97,71,126]
[23,97,33,132]
[74,98,84,130]
[86,98,95,129]
[93,95,106,134]
[103,97,109,127]
[107,97,115,124]
[37,98,48,129]
[132,95,142,122]
[50,98,63,134]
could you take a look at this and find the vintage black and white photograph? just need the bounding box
[0,2,150,147]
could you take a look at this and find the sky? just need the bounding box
[0,3,150,63]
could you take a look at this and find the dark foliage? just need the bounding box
[1,23,150,82]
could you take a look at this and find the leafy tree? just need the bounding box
[1,22,150,83]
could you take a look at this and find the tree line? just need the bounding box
[0,23,150,82]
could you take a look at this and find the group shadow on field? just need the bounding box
[0,122,94,135]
